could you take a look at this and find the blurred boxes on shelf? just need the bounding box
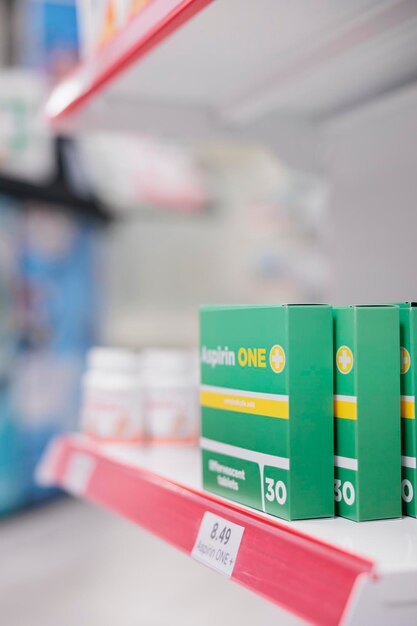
[21,0,80,74]
[0,199,27,514]
[77,0,152,56]
[15,205,101,502]
[0,70,52,183]
[0,197,101,512]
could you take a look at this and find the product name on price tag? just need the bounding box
[191,512,244,577]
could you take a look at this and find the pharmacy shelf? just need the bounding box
[45,0,213,129]
[45,1,417,146]
[38,435,417,626]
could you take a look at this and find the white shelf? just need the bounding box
[105,442,417,575]
[38,435,417,626]
[46,0,417,154]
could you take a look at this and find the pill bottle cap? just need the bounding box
[87,347,140,373]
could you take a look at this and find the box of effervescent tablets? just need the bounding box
[333,305,401,521]
[394,302,417,516]
[200,304,334,521]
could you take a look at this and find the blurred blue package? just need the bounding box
[0,385,28,514]
[22,0,80,74]
[10,204,101,504]
[0,199,28,514]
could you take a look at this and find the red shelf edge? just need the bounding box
[46,0,214,123]
[38,436,375,626]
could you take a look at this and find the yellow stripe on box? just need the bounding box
[200,390,289,419]
[401,396,415,419]
[334,395,357,420]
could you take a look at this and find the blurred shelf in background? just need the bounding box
[46,0,417,165]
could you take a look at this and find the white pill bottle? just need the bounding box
[81,347,143,443]
[142,349,199,444]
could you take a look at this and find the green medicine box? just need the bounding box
[395,302,417,517]
[200,304,334,521]
[333,306,401,521]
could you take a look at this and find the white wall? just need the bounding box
[103,148,326,348]
[103,82,417,348]
[326,84,417,304]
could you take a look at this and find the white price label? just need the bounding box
[62,452,96,496]
[35,438,64,486]
[191,512,244,577]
